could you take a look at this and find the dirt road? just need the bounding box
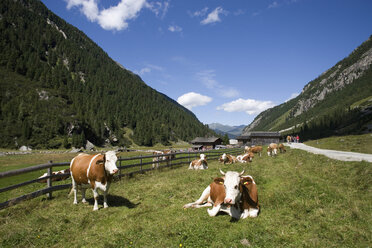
[287,143,372,162]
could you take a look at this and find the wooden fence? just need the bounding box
[0,148,243,210]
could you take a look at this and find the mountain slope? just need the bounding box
[243,35,372,139]
[0,0,215,148]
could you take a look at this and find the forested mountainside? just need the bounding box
[243,35,372,140]
[0,0,215,149]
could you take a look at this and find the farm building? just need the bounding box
[190,137,222,150]
[237,131,281,146]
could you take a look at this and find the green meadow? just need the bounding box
[0,144,371,247]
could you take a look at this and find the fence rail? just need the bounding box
[0,148,243,210]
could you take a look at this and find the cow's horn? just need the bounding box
[239,170,245,176]
[219,169,226,176]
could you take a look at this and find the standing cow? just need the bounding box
[267,143,278,156]
[183,170,259,219]
[70,151,118,211]
[278,143,286,153]
[248,146,263,157]
[152,149,175,168]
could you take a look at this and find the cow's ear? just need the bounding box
[241,176,253,185]
[96,159,104,165]
[214,177,224,185]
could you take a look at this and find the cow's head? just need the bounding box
[200,154,206,161]
[247,152,254,162]
[97,151,118,175]
[221,153,227,162]
[219,169,245,205]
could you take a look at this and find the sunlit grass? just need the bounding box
[305,133,372,154]
[1,146,371,247]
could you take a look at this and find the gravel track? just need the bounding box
[287,143,372,162]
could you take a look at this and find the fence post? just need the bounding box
[46,161,53,199]
[140,155,143,173]
[169,152,172,167]
[118,156,122,180]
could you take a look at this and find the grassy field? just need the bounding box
[0,146,371,247]
[305,133,372,154]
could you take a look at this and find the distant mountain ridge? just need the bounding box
[0,0,215,148]
[243,35,372,140]
[208,123,246,138]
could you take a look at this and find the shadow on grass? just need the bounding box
[85,194,140,209]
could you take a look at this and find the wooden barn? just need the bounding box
[237,131,281,146]
[190,137,222,150]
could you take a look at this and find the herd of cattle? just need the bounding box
[37,143,287,220]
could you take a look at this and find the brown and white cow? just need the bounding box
[236,152,254,163]
[248,146,263,157]
[152,149,175,168]
[267,143,278,156]
[286,136,291,144]
[38,168,70,183]
[183,170,259,219]
[189,154,208,170]
[152,151,164,168]
[278,143,286,153]
[70,151,118,211]
[244,146,250,153]
[219,153,237,164]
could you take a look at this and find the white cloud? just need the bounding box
[66,0,99,21]
[146,1,169,19]
[137,67,150,75]
[190,7,209,17]
[177,92,212,110]
[136,64,164,75]
[201,7,228,25]
[168,25,182,32]
[217,98,275,115]
[197,70,218,89]
[286,92,299,102]
[196,70,239,98]
[268,1,280,8]
[233,9,245,16]
[65,0,147,31]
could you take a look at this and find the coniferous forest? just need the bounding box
[0,0,215,149]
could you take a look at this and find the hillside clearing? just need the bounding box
[1,147,371,247]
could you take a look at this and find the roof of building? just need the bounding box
[190,137,221,143]
[237,131,281,139]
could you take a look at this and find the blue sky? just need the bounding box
[41,0,372,126]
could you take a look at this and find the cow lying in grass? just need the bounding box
[219,153,237,164]
[236,152,254,163]
[70,151,118,211]
[183,170,259,219]
[38,168,70,183]
[189,154,208,170]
